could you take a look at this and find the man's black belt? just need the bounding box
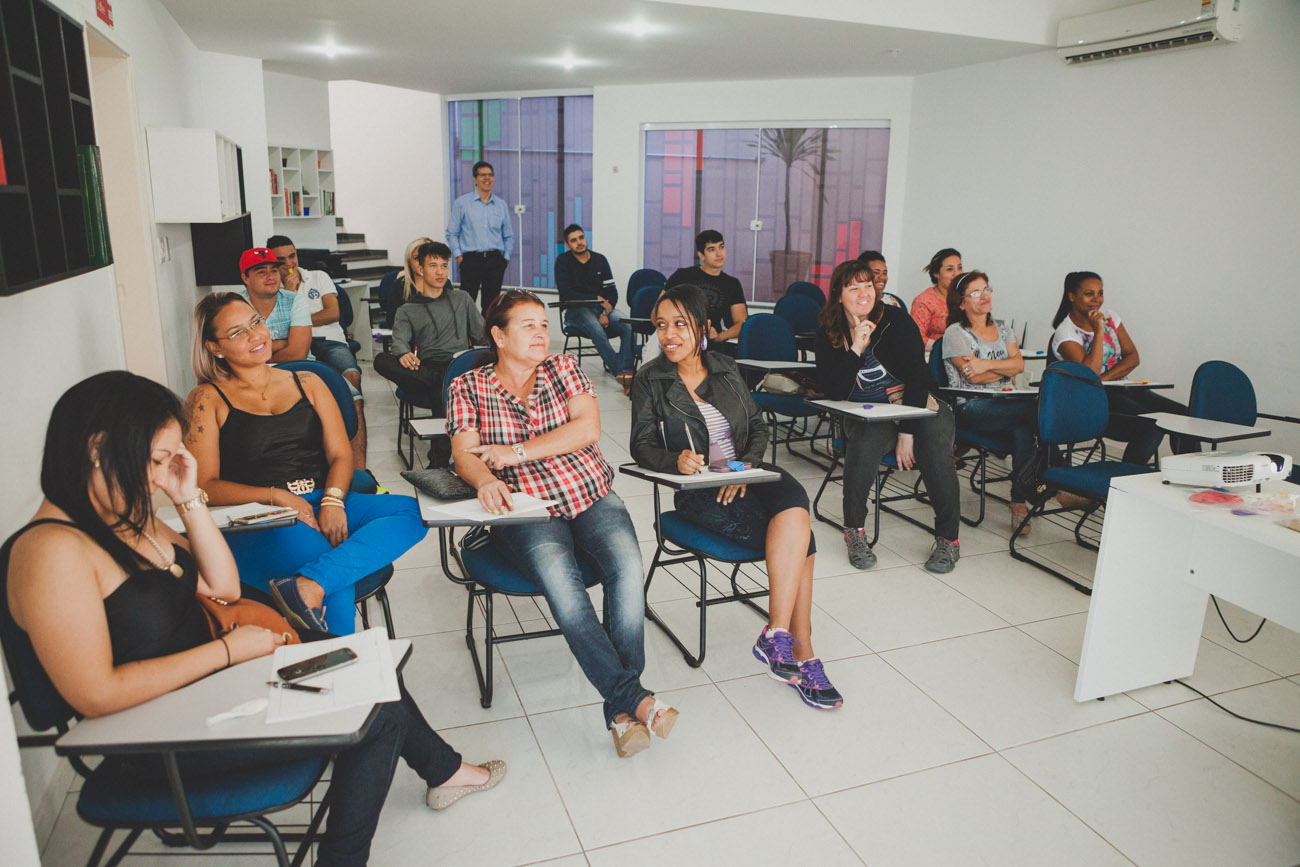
[463,250,502,258]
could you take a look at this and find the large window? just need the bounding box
[448,96,593,290]
[644,124,890,302]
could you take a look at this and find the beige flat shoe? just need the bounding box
[644,698,679,740]
[425,759,506,811]
[610,718,651,758]
[1010,503,1032,537]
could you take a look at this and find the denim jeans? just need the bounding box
[564,305,634,375]
[492,492,650,725]
[225,492,428,634]
[955,396,1037,503]
[1106,388,1192,465]
[841,400,961,539]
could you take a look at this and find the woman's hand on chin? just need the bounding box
[476,479,514,515]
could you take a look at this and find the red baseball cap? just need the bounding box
[239,247,279,274]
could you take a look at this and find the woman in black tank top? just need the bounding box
[184,292,427,634]
[6,372,503,864]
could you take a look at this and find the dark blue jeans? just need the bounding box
[1106,388,1191,465]
[492,492,650,725]
[564,306,634,375]
[955,396,1037,503]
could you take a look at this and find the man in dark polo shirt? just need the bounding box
[554,224,635,389]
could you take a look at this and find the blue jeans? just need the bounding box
[955,396,1037,503]
[225,492,427,634]
[564,306,634,375]
[492,492,650,725]
[311,338,363,401]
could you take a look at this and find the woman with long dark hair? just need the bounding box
[3,371,503,867]
[630,284,841,711]
[815,259,962,573]
[941,270,1037,533]
[447,289,677,758]
[186,292,427,634]
[910,247,962,350]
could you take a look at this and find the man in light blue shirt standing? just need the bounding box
[447,160,513,315]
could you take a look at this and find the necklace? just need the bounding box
[140,529,185,578]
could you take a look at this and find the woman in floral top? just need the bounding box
[910,248,963,350]
[447,289,678,759]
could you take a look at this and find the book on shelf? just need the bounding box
[269,168,278,194]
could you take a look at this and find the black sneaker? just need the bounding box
[925,536,960,574]
[843,527,877,569]
[792,658,843,710]
[752,627,801,684]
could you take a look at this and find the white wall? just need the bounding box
[265,71,336,250]
[901,1,1300,456]
[328,80,445,268]
[590,75,913,296]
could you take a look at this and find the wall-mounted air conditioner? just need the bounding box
[1057,0,1240,65]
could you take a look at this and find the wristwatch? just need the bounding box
[176,489,209,514]
[511,443,528,462]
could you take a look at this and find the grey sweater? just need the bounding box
[391,288,483,363]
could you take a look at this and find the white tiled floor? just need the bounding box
[39,343,1300,865]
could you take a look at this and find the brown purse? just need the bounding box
[196,595,300,645]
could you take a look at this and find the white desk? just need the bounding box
[57,639,411,755]
[806,399,935,422]
[1141,412,1270,448]
[940,386,1038,398]
[1075,473,1300,701]
[737,359,817,374]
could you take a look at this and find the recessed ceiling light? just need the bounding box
[315,39,345,59]
[613,18,662,38]
[545,52,594,71]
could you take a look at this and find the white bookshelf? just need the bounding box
[268,145,335,219]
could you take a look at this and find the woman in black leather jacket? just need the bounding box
[630,284,842,711]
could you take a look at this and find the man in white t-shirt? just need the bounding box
[268,234,368,469]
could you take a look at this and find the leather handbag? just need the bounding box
[197,595,300,645]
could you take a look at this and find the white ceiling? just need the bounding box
[158,0,1125,94]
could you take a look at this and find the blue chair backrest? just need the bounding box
[277,360,357,440]
[1038,361,1108,446]
[883,292,906,309]
[443,348,494,412]
[928,343,949,388]
[786,281,824,305]
[632,283,664,319]
[738,313,796,362]
[335,284,354,330]
[1189,360,1256,426]
[628,268,667,299]
[377,269,401,302]
[773,294,821,335]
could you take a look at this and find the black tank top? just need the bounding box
[214,371,327,489]
[2,519,211,667]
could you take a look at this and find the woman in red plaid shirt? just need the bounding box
[447,290,678,759]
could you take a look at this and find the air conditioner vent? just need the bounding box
[1064,29,1216,64]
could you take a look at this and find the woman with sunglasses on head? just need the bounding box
[447,289,677,758]
[3,371,503,867]
[629,284,841,710]
[911,248,963,351]
[185,291,427,634]
[941,271,1037,534]
[1050,271,1190,466]
[815,259,962,574]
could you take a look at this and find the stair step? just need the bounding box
[348,264,400,281]
[337,232,365,243]
[337,248,389,262]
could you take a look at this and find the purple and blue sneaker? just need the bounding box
[792,658,843,710]
[752,627,801,684]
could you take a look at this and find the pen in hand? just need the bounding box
[683,422,703,474]
[267,681,331,694]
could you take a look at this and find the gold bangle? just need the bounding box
[324,486,346,500]
[321,501,345,510]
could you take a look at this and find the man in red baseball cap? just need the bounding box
[237,247,311,363]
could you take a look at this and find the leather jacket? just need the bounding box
[629,352,768,473]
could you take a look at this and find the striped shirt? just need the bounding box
[447,354,612,519]
[695,399,736,462]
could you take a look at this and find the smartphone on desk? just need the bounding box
[708,461,753,473]
[277,647,358,683]
[230,506,299,526]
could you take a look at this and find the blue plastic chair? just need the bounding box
[785,281,824,306]
[627,268,668,301]
[738,314,826,467]
[632,468,770,667]
[333,285,362,355]
[1189,361,1256,426]
[277,360,394,636]
[630,283,665,366]
[883,292,906,308]
[1009,361,1157,594]
[375,269,401,328]
[773,293,821,336]
[1,576,330,866]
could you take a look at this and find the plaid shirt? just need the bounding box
[447,354,613,519]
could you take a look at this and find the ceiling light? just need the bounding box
[613,18,662,38]
[544,52,594,71]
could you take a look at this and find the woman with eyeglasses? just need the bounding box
[4,371,504,866]
[447,289,677,758]
[184,292,427,634]
[815,259,962,574]
[941,271,1036,534]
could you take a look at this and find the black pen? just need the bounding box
[266,680,331,695]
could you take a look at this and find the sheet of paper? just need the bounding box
[422,492,556,523]
[632,466,778,485]
[266,627,399,724]
[158,501,281,533]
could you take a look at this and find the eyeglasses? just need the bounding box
[501,288,541,302]
[218,315,266,342]
[475,172,494,179]
[965,287,994,299]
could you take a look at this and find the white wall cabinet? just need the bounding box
[145,127,245,223]
[268,145,334,220]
